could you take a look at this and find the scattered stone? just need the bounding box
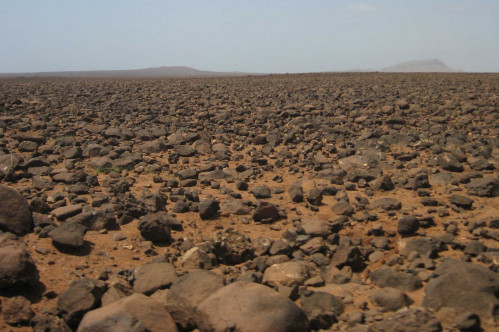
[198,197,220,219]
[51,204,83,221]
[372,197,402,211]
[263,261,313,287]
[49,222,87,250]
[301,291,344,330]
[288,183,304,202]
[57,277,106,328]
[332,200,354,216]
[0,232,39,288]
[465,177,499,197]
[137,213,171,243]
[133,262,177,295]
[252,201,280,222]
[370,267,422,291]
[369,287,414,311]
[397,216,420,235]
[0,184,33,235]
[1,296,35,325]
[449,194,474,209]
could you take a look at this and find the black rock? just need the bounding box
[370,267,422,291]
[49,222,87,250]
[252,202,280,222]
[307,188,323,206]
[424,259,499,321]
[198,197,220,219]
[465,177,499,197]
[449,194,474,209]
[0,184,33,235]
[438,153,464,172]
[288,183,304,203]
[251,185,272,199]
[397,216,420,235]
[0,233,39,289]
[57,278,106,328]
[372,197,402,211]
[137,213,171,243]
[301,291,344,330]
[331,200,354,216]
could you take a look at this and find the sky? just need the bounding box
[1,0,498,73]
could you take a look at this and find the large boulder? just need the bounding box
[423,259,499,321]
[77,293,178,332]
[0,184,33,235]
[0,232,39,288]
[157,270,224,330]
[195,282,310,332]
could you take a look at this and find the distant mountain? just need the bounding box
[0,66,257,78]
[380,59,461,73]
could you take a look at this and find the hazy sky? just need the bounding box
[1,0,498,73]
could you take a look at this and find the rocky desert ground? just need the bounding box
[0,73,498,331]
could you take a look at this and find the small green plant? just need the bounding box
[95,165,134,174]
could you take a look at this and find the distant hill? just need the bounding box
[0,66,257,78]
[380,59,461,73]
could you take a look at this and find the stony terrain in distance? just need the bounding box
[0,72,497,331]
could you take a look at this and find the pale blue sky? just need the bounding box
[1,0,498,73]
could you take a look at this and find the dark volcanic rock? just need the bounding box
[251,185,272,199]
[133,262,177,295]
[31,312,71,332]
[301,291,344,330]
[263,261,312,287]
[288,182,304,202]
[137,213,171,243]
[372,197,402,211]
[0,232,39,288]
[252,202,280,222]
[195,282,310,332]
[370,267,422,291]
[0,184,33,235]
[307,188,323,206]
[1,295,35,326]
[51,204,82,221]
[424,259,499,321]
[159,269,224,330]
[77,293,178,332]
[368,308,442,332]
[402,237,445,258]
[212,229,254,264]
[465,177,499,197]
[449,194,474,209]
[57,278,106,328]
[331,200,354,216]
[198,197,220,219]
[397,216,420,235]
[49,222,87,250]
[369,287,414,311]
[438,153,464,172]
